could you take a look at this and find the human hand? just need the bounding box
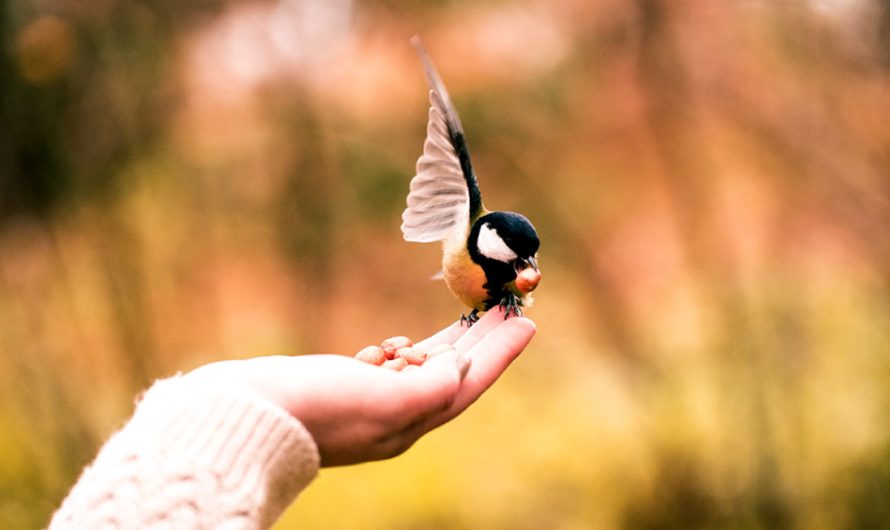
[186,308,536,466]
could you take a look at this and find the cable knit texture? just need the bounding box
[49,375,320,529]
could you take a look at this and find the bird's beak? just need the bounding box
[514,256,539,273]
[514,256,541,294]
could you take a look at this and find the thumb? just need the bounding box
[395,350,470,423]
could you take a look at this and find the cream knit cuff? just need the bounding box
[53,374,320,529]
[124,375,320,525]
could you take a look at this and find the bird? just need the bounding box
[400,36,541,326]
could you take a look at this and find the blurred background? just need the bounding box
[2,0,890,528]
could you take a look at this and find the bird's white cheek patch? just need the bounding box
[477,224,518,262]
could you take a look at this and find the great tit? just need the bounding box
[401,37,541,326]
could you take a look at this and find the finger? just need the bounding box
[451,306,508,353]
[413,319,466,353]
[461,317,535,395]
[421,316,536,430]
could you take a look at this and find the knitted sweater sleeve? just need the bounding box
[48,375,321,530]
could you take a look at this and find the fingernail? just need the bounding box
[457,354,471,380]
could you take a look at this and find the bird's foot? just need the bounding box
[499,293,523,319]
[460,309,481,327]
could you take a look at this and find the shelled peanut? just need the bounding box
[355,336,455,371]
[355,345,386,365]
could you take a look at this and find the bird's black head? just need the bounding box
[468,211,540,269]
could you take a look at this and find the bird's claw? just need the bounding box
[461,297,522,326]
[460,309,481,327]
[499,294,523,319]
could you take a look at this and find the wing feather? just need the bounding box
[400,95,470,242]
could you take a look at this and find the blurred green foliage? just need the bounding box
[2,0,890,528]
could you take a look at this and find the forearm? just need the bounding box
[49,375,320,530]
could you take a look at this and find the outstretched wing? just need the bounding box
[401,37,483,243]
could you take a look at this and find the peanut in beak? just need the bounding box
[515,266,541,293]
